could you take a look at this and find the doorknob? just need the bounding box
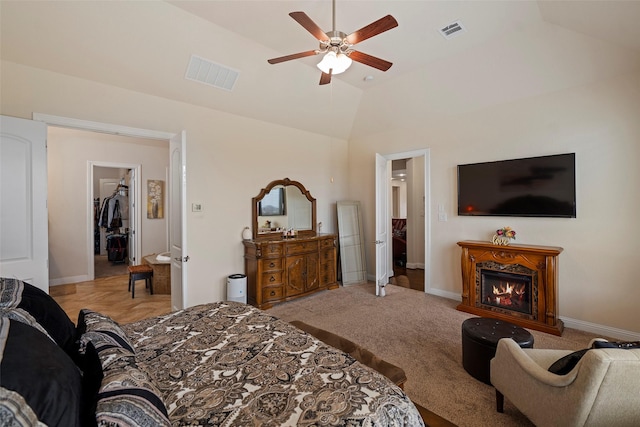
[174,255,190,262]
[374,240,384,244]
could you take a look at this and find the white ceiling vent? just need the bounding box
[185,55,239,91]
[439,20,466,40]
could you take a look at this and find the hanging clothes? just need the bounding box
[98,185,128,231]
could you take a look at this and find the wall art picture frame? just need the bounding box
[147,180,164,219]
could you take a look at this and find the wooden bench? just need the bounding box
[290,320,407,389]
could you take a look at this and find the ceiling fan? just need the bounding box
[267,0,398,85]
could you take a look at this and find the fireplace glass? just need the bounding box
[481,269,532,315]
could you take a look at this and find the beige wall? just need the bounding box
[46,127,169,284]
[1,60,349,307]
[348,70,640,337]
[2,56,639,338]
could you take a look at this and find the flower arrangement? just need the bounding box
[496,226,516,240]
[492,226,516,245]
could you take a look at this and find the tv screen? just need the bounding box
[457,153,576,218]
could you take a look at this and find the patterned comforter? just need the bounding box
[122,302,424,426]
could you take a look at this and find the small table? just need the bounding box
[461,317,534,384]
[142,254,171,294]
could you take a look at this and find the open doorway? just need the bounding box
[93,166,136,279]
[376,149,431,293]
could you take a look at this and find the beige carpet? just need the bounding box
[269,283,605,427]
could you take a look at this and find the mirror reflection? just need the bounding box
[252,178,316,240]
[257,185,312,233]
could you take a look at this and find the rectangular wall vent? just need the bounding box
[439,20,466,39]
[185,55,239,91]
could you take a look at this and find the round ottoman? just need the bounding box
[461,317,534,384]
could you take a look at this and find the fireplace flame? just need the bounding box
[491,282,526,306]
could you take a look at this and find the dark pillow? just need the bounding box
[548,348,590,375]
[95,359,171,427]
[592,340,640,349]
[77,309,135,355]
[0,318,82,427]
[0,278,76,356]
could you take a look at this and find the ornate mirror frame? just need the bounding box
[252,178,317,240]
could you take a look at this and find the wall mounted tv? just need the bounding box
[457,153,576,218]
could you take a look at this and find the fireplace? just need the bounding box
[457,241,564,335]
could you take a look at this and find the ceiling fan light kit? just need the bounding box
[267,0,398,85]
[317,51,352,75]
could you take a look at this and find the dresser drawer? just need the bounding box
[260,243,283,257]
[319,238,335,249]
[260,258,283,272]
[320,265,335,286]
[262,286,284,302]
[261,271,283,286]
[320,248,334,263]
[286,240,318,255]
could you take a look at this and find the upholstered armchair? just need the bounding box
[490,338,640,427]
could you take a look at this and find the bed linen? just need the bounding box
[122,301,423,426]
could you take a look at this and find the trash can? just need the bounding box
[227,274,247,304]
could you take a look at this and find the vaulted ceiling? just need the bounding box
[2,1,639,140]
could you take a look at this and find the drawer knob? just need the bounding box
[269,276,276,282]
[269,262,275,268]
[270,290,276,296]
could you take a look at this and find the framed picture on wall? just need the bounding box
[147,180,164,219]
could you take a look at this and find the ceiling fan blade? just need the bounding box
[345,15,398,45]
[319,71,332,85]
[289,11,330,41]
[268,50,318,64]
[349,51,393,71]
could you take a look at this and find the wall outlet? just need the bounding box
[438,212,447,222]
[192,203,203,212]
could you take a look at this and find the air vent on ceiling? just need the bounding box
[185,55,239,91]
[439,20,466,40]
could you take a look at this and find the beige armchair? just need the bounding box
[490,338,640,426]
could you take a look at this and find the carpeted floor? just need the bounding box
[269,283,606,427]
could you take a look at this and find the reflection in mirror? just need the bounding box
[252,178,316,240]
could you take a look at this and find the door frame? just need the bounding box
[32,113,184,303]
[375,148,431,293]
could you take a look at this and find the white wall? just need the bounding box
[46,127,169,284]
[1,60,349,306]
[348,70,640,336]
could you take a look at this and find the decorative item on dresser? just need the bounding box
[244,178,339,309]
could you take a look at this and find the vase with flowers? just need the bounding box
[492,226,516,246]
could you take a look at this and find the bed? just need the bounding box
[0,278,424,426]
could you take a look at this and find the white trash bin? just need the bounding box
[227,274,247,304]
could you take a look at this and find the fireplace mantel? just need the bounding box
[457,240,564,336]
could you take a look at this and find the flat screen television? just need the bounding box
[457,153,576,218]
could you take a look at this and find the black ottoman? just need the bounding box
[461,317,534,384]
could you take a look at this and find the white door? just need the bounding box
[170,131,187,310]
[375,153,391,296]
[0,116,49,291]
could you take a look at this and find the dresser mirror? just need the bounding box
[252,178,316,240]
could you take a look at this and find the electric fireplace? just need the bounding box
[457,241,564,335]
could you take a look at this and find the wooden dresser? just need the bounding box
[243,234,339,309]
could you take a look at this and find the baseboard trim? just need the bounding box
[560,316,640,341]
[49,275,90,287]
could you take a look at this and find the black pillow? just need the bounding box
[548,348,590,375]
[0,318,82,427]
[592,340,640,349]
[0,278,76,356]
